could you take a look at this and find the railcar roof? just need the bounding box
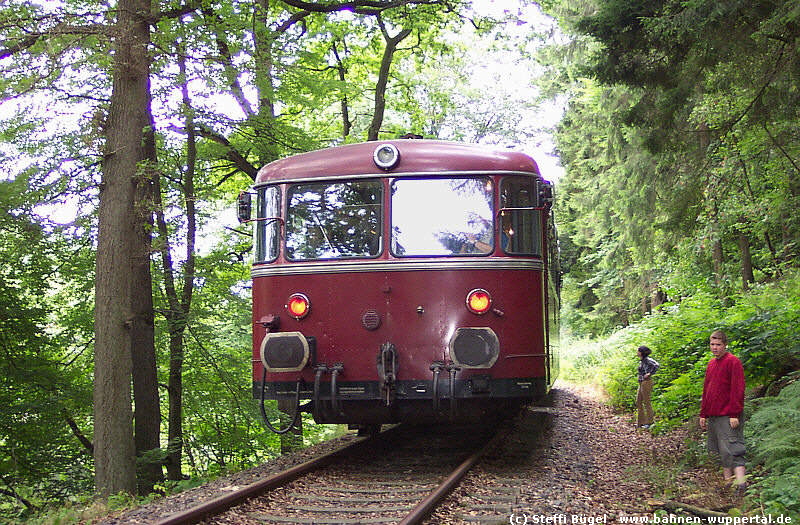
[254,140,541,184]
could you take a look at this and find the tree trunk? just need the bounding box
[94,0,157,497]
[652,288,667,310]
[331,41,352,139]
[254,0,277,122]
[367,20,411,141]
[165,330,186,481]
[738,232,754,290]
[157,42,199,481]
[133,99,164,496]
[712,237,724,287]
[709,216,724,288]
[278,398,303,453]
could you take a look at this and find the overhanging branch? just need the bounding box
[281,0,449,15]
[193,125,259,180]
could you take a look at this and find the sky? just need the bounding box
[465,0,566,184]
[1,0,566,229]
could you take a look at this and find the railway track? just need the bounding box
[155,423,505,525]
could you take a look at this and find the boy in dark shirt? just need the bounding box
[699,330,747,496]
[636,345,659,428]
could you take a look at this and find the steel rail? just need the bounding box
[398,428,505,525]
[154,433,378,525]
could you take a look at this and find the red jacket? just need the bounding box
[700,352,745,418]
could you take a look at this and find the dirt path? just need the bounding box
[99,384,738,524]
[427,383,740,524]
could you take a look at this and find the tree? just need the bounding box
[94,0,159,496]
[537,0,800,335]
[367,16,412,141]
[0,0,171,495]
[154,38,197,481]
[1,0,545,513]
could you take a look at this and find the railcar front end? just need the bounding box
[243,140,559,430]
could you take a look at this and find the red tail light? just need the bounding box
[286,293,311,319]
[466,289,492,315]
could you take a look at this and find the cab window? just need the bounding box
[255,185,281,262]
[500,177,542,256]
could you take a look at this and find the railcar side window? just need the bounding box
[391,178,494,256]
[286,180,382,260]
[256,185,281,262]
[500,177,542,256]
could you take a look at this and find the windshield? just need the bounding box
[391,178,494,256]
[286,180,382,260]
[255,176,541,263]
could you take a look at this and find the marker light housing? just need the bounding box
[286,293,311,319]
[466,288,492,315]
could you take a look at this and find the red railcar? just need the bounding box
[241,140,559,433]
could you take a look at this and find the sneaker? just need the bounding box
[640,424,651,429]
[735,483,747,497]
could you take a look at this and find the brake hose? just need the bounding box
[259,367,302,434]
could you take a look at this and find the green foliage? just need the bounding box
[568,272,800,432]
[0,182,96,521]
[725,279,800,388]
[539,0,800,338]
[559,337,614,384]
[566,272,800,517]
[745,380,800,519]
[585,291,724,420]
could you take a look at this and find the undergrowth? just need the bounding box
[563,271,800,520]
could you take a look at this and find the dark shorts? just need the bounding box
[707,416,746,468]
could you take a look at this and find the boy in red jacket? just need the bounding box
[699,330,747,495]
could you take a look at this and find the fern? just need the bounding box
[747,381,800,470]
[745,380,800,519]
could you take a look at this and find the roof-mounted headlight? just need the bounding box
[373,143,400,170]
